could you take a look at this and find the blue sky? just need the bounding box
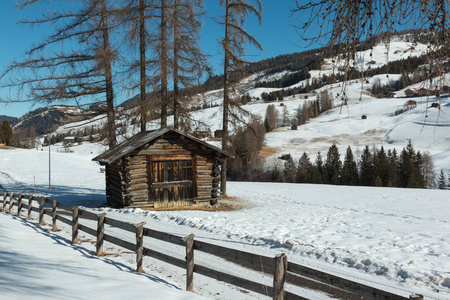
[0,1,303,118]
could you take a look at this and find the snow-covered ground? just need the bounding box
[0,212,208,300]
[0,144,449,299]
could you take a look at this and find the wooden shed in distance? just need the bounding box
[93,128,233,209]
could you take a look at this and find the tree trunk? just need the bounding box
[160,0,168,128]
[221,0,230,195]
[173,0,179,130]
[139,0,147,132]
[100,0,117,148]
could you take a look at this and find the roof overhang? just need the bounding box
[93,127,233,165]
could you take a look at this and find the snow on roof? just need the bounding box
[93,128,233,165]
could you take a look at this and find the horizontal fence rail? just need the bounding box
[0,192,424,300]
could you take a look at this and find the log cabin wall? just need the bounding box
[124,155,149,208]
[105,160,126,207]
[105,132,222,209]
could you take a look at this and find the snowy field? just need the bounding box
[0,144,449,299]
[0,213,208,300]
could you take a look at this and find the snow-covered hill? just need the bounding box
[46,39,450,174]
[189,40,449,173]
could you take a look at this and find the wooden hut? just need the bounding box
[93,128,233,209]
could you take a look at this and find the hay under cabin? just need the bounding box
[93,128,233,209]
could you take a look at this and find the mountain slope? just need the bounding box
[12,105,97,136]
[45,35,450,174]
[0,115,18,125]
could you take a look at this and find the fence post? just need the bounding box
[26,197,33,220]
[273,253,287,300]
[182,234,195,292]
[38,197,46,226]
[72,206,80,244]
[8,192,14,214]
[2,192,7,212]
[51,200,57,231]
[96,213,106,256]
[17,193,23,217]
[134,221,146,273]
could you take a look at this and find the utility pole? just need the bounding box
[47,134,52,190]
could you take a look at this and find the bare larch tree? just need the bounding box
[159,0,169,128]
[218,0,262,194]
[120,0,156,132]
[170,0,209,130]
[1,0,119,148]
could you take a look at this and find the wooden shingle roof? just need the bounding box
[93,128,233,165]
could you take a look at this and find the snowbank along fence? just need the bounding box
[1,191,425,300]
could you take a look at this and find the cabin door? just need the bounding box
[149,159,194,208]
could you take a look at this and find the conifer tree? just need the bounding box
[387,149,399,187]
[437,169,447,190]
[283,154,296,183]
[359,146,374,186]
[311,152,324,184]
[324,144,342,184]
[0,120,13,146]
[341,146,358,186]
[398,141,426,188]
[297,152,312,183]
[413,151,426,188]
[373,146,389,187]
[398,147,412,188]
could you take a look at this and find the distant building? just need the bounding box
[404,89,416,97]
[63,136,82,147]
[404,88,434,97]
[416,88,433,96]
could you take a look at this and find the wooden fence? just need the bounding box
[0,191,424,300]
